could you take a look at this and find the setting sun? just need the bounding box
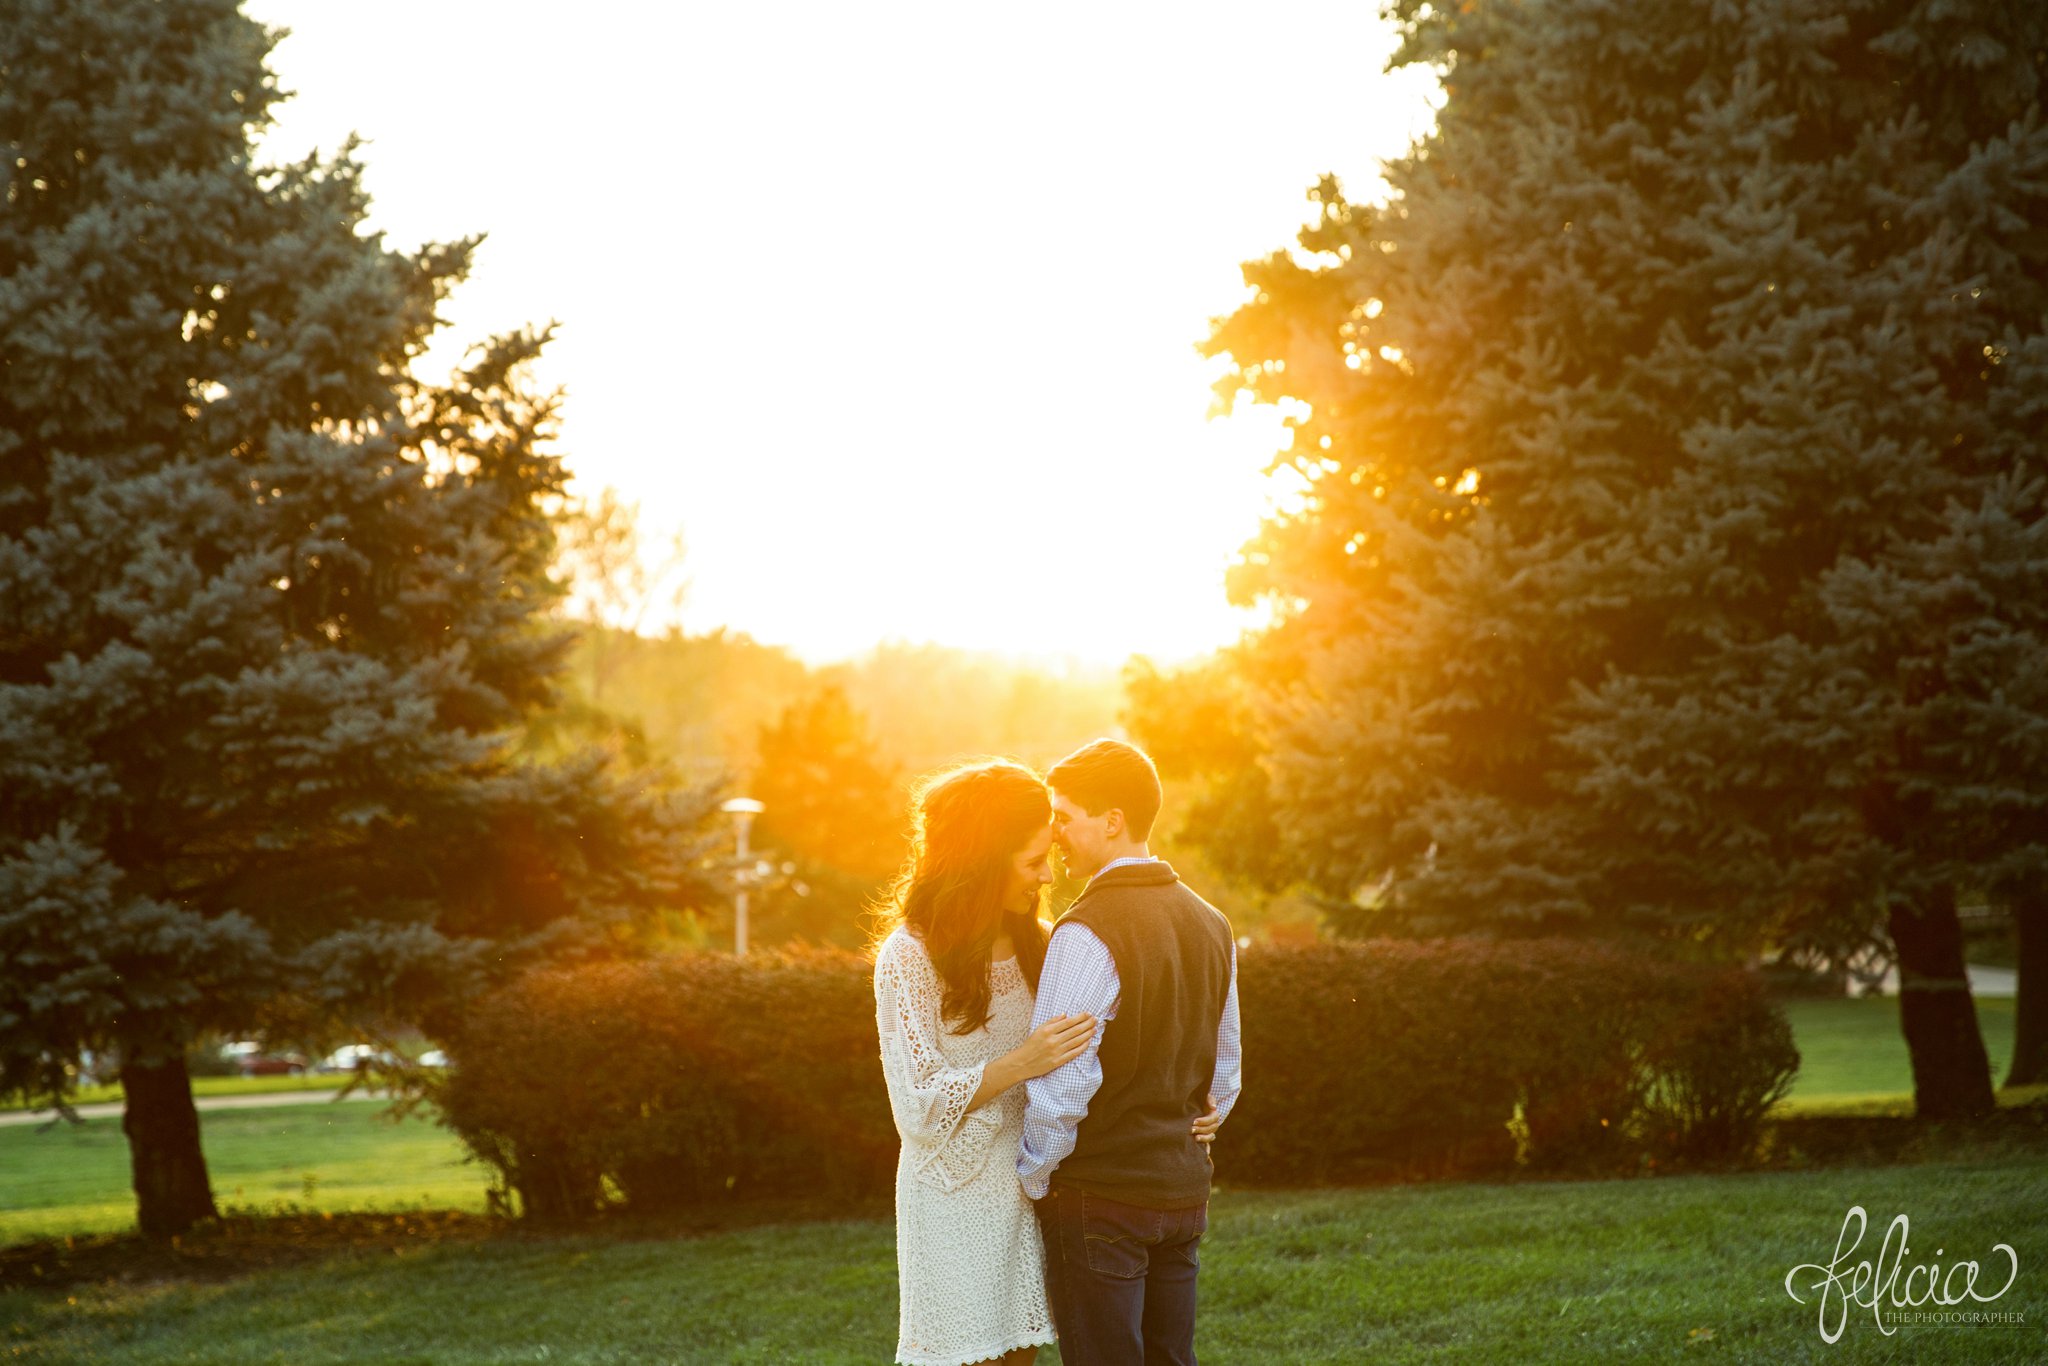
[244,0,1440,663]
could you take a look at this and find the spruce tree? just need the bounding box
[0,0,717,1235]
[1834,474,2048,1088]
[1175,0,2046,1119]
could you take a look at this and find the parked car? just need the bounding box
[415,1049,449,1069]
[221,1040,308,1077]
[316,1044,402,1074]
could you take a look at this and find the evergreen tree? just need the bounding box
[1180,0,2045,1118]
[1826,474,2048,1087]
[1123,652,1296,896]
[0,0,719,1235]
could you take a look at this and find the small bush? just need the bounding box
[1637,968,1800,1163]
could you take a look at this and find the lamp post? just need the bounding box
[720,797,765,957]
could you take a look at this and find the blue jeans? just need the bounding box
[1034,1183,1207,1366]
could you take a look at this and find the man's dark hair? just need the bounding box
[1047,738,1163,841]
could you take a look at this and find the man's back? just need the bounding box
[1055,860,1233,1209]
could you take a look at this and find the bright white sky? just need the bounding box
[246,1,1438,665]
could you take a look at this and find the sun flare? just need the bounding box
[245,0,1439,664]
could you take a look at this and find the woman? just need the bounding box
[872,759,1089,1366]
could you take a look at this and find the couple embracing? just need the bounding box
[873,739,1242,1366]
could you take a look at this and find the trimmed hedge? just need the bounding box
[432,950,894,1221]
[432,938,1797,1220]
[1224,940,1799,1184]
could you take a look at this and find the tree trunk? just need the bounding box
[1887,883,1996,1121]
[120,1051,218,1238]
[2007,886,2048,1088]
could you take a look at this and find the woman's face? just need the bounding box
[1001,822,1056,918]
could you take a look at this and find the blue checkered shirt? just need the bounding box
[1016,856,1243,1199]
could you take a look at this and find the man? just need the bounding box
[1019,738,1242,1366]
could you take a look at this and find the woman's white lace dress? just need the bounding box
[874,926,1056,1366]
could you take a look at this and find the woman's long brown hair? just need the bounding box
[872,759,1051,1034]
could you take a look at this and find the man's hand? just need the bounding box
[1191,1093,1222,1148]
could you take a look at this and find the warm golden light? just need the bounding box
[247,0,1439,664]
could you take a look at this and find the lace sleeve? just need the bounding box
[875,935,1004,1192]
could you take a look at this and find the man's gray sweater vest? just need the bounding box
[1054,860,1233,1209]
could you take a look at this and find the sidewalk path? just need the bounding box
[1870,963,2018,998]
[0,1087,400,1129]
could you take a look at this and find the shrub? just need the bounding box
[433,950,895,1221]
[1636,968,1801,1163]
[1221,939,1522,1183]
[432,937,1800,1220]
[1202,938,1799,1183]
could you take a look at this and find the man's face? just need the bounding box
[1051,791,1116,880]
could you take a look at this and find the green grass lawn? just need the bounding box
[2,1155,2044,1363]
[1,1073,369,1113]
[1778,997,2018,1111]
[0,1103,491,1244]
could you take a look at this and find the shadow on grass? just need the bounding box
[1762,1089,2048,1172]
[0,1191,893,1294]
